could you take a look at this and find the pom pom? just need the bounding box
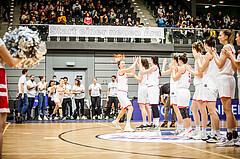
[3,26,47,67]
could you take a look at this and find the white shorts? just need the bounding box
[192,84,203,101]
[148,85,159,105]
[202,86,218,102]
[54,95,63,104]
[138,85,148,104]
[117,91,132,109]
[176,88,190,108]
[170,91,177,106]
[217,75,235,99]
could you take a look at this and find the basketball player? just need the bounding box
[170,53,192,137]
[162,56,184,134]
[112,57,137,132]
[133,58,152,129]
[139,56,161,131]
[50,78,69,121]
[210,29,237,146]
[192,36,219,141]
[221,31,240,147]
[0,38,22,159]
[185,42,208,139]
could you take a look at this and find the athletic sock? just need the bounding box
[153,119,159,127]
[211,129,216,136]
[143,121,147,126]
[216,130,220,136]
[202,128,206,134]
[196,125,201,131]
[126,121,130,127]
[178,123,183,130]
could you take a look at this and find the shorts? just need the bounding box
[217,75,235,99]
[148,85,159,105]
[238,78,240,104]
[202,86,218,102]
[176,87,190,108]
[54,95,63,104]
[192,84,203,101]
[170,91,177,106]
[138,85,148,104]
[117,91,132,109]
[0,68,9,113]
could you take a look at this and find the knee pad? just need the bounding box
[151,105,160,118]
[179,107,190,119]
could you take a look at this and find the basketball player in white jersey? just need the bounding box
[170,53,192,137]
[50,78,69,121]
[139,56,161,131]
[222,31,240,147]
[162,56,184,134]
[133,58,152,130]
[192,36,219,141]
[112,57,137,132]
[185,42,208,139]
[210,29,237,146]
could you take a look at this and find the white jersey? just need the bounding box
[117,70,128,92]
[217,44,235,76]
[56,85,66,97]
[193,55,203,86]
[203,54,218,88]
[147,65,160,86]
[237,51,240,78]
[170,66,178,95]
[177,65,191,88]
[139,67,148,87]
[73,84,85,99]
[89,83,101,97]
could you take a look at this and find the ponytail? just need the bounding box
[221,29,235,44]
[192,41,203,53]
[151,56,161,76]
[179,52,188,64]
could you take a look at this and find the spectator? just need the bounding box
[157,4,165,15]
[52,75,59,85]
[180,22,187,37]
[21,3,29,15]
[176,10,183,23]
[93,10,100,25]
[196,22,203,40]
[184,11,191,21]
[125,17,133,42]
[100,7,108,24]
[56,1,65,15]
[45,1,54,15]
[3,1,10,22]
[89,3,95,14]
[47,81,55,116]
[64,1,71,16]
[189,17,195,26]
[223,14,231,27]
[17,69,29,120]
[62,77,72,120]
[37,76,48,121]
[21,10,30,23]
[48,11,57,24]
[39,12,47,24]
[23,19,30,24]
[109,8,116,24]
[230,19,238,30]
[30,16,38,24]
[166,5,174,16]
[204,12,214,26]
[72,1,81,17]
[39,5,47,16]
[156,12,167,27]
[172,21,181,37]
[82,3,89,13]
[114,18,121,26]
[89,77,102,120]
[203,24,210,38]
[57,12,66,24]
[215,11,223,26]
[187,23,195,37]
[72,78,86,120]
[84,13,92,25]
[135,21,141,43]
[30,6,38,16]
[96,0,102,9]
[26,75,38,120]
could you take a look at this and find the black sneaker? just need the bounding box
[207,121,211,127]
[161,123,168,128]
[146,123,154,127]
[170,122,175,127]
[136,124,147,130]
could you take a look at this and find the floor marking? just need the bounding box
[44,137,59,140]
[99,123,116,129]
[3,123,10,135]
[173,143,237,159]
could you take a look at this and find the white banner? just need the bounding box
[49,25,165,39]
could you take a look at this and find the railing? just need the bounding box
[0,24,239,45]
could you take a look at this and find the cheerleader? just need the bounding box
[0,38,22,159]
[185,42,208,139]
[139,56,161,130]
[210,29,237,146]
[191,37,219,141]
[133,58,152,129]
[221,31,240,147]
[162,56,184,134]
[112,57,137,132]
[170,53,192,136]
[50,78,69,121]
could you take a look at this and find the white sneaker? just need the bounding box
[178,129,192,137]
[43,116,48,120]
[193,131,208,140]
[70,116,74,120]
[93,116,97,120]
[124,126,135,132]
[54,116,59,120]
[112,120,121,130]
[105,116,109,120]
[206,135,222,143]
[234,138,240,147]
[189,130,200,139]
[83,116,87,120]
[216,138,235,147]
[98,115,101,120]
[38,116,42,121]
[77,116,80,120]
[171,129,184,135]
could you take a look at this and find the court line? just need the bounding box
[3,123,10,135]
[172,143,237,159]
[58,127,196,159]
[98,122,116,129]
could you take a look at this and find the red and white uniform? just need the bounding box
[202,53,218,102]
[192,55,204,101]
[53,85,66,104]
[138,67,148,104]
[237,50,240,102]
[217,44,236,99]
[147,65,160,105]
[170,66,179,106]
[117,70,131,109]
[176,65,191,108]
[0,39,9,113]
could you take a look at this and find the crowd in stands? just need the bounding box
[20,0,141,26]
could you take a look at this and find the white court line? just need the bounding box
[173,143,237,159]
[3,123,10,135]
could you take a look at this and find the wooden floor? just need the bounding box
[3,121,240,159]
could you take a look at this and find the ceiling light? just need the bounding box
[205,6,209,8]
[219,1,224,3]
[187,0,190,1]
[212,5,216,7]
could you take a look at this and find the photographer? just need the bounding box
[156,12,167,27]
